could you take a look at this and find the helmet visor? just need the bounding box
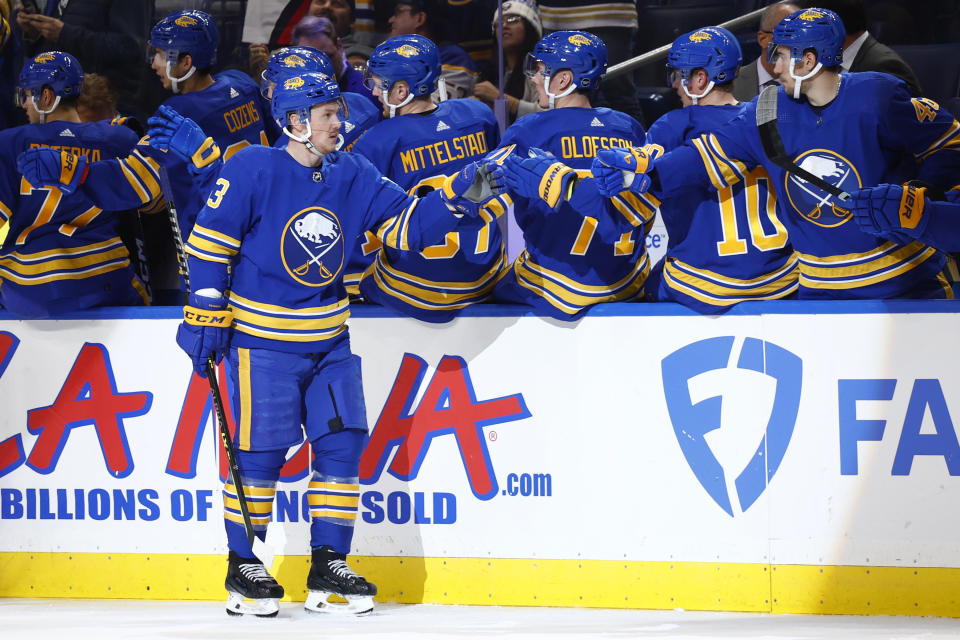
[260,70,275,99]
[522,52,544,79]
[766,42,786,66]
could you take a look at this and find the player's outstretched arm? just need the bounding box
[591,146,655,197]
[851,182,960,251]
[17,146,163,211]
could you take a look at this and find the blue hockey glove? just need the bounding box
[440,161,501,218]
[16,148,88,194]
[175,291,233,378]
[148,105,221,174]
[850,183,930,243]
[591,146,655,197]
[499,147,579,212]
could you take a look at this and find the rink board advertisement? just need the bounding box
[2,302,960,615]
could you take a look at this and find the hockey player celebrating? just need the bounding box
[0,52,159,317]
[172,72,496,616]
[260,45,380,151]
[593,8,960,300]
[490,30,653,319]
[352,34,504,321]
[597,27,798,313]
[145,10,271,238]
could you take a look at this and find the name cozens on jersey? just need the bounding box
[222,100,262,133]
[560,135,635,160]
[399,131,488,174]
[783,149,861,227]
[28,142,101,162]
[281,207,345,287]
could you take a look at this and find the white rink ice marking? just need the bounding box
[2,599,960,639]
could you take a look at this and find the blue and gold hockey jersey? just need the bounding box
[183,145,472,352]
[494,106,653,319]
[352,98,504,322]
[142,70,272,237]
[655,73,960,300]
[645,104,798,313]
[0,121,161,317]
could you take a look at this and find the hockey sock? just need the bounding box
[308,429,366,554]
[223,448,285,558]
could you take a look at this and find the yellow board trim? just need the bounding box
[3,553,960,616]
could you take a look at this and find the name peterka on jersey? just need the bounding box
[399,130,488,174]
[28,142,102,161]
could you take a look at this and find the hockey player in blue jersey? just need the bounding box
[0,52,160,317]
[851,183,960,252]
[351,34,504,321]
[260,45,380,152]
[145,10,272,239]
[592,8,960,300]
[168,72,496,616]
[599,27,798,313]
[489,31,653,319]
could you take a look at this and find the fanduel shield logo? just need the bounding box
[661,337,802,516]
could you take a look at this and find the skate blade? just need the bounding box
[304,590,374,615]
[225,591,280,617]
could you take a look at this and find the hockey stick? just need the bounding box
[755,84,851,201]
[157,166,269,565]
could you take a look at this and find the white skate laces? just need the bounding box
[238,562,274,583]
[327,559,361,581]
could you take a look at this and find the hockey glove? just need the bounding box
[591,146,655,197]
[148,105,221,174]
[441,161,500,218]
[176,291,233,378]
[850,182,930,244]
[499,147,578,212]
[16,148,88,194]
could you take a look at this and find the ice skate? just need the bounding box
[304,546,377,615]
[224,551,284,617]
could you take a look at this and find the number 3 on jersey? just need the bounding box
[206,178,231,209]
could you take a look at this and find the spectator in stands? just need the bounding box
[388,0,478,98]
[537,0,641,123]
[0,0,25,130]
[732,1,799,103]
[473,0,543,123]
[76,71,144,136]
[800,0,922,95]
[290,15,379,108]
[266,0,378,66]
[15,0,151,120]
[440,0,498,80]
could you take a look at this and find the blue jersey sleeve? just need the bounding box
[879,85,960,187]
[78,144,164,212]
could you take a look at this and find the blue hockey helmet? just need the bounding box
[523,31,608,92]
[668,27,742,84]
[365,35,441,97]
[261,46,335,99]
[149,10,219,70]
[271,72,348,129]
[17,51,84,103]
[769,8,845,68]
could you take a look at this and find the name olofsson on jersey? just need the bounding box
[222,100,262,134]
[28,142,102,162]
[398,130,488,174]
[560,135,635,160]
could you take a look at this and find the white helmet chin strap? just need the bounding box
[544,74,577,109]
[31,95,61,124]
[382,88,414,119]
[166,61,196,94]
[788,58,822,100]
[283,119,326,159]
[682,80,715,106]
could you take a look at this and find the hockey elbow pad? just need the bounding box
[16,148,88,195]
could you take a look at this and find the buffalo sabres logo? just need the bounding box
[798,9,824,21]
[783,149,861,228]
[281,207,344,286]
[689,30,712,42]
[283,54,307,68]
[35,53,55,63]
[568,34,592,46]
[395,44,419,58]
[284,75,306,90]
[175,16,199,27]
